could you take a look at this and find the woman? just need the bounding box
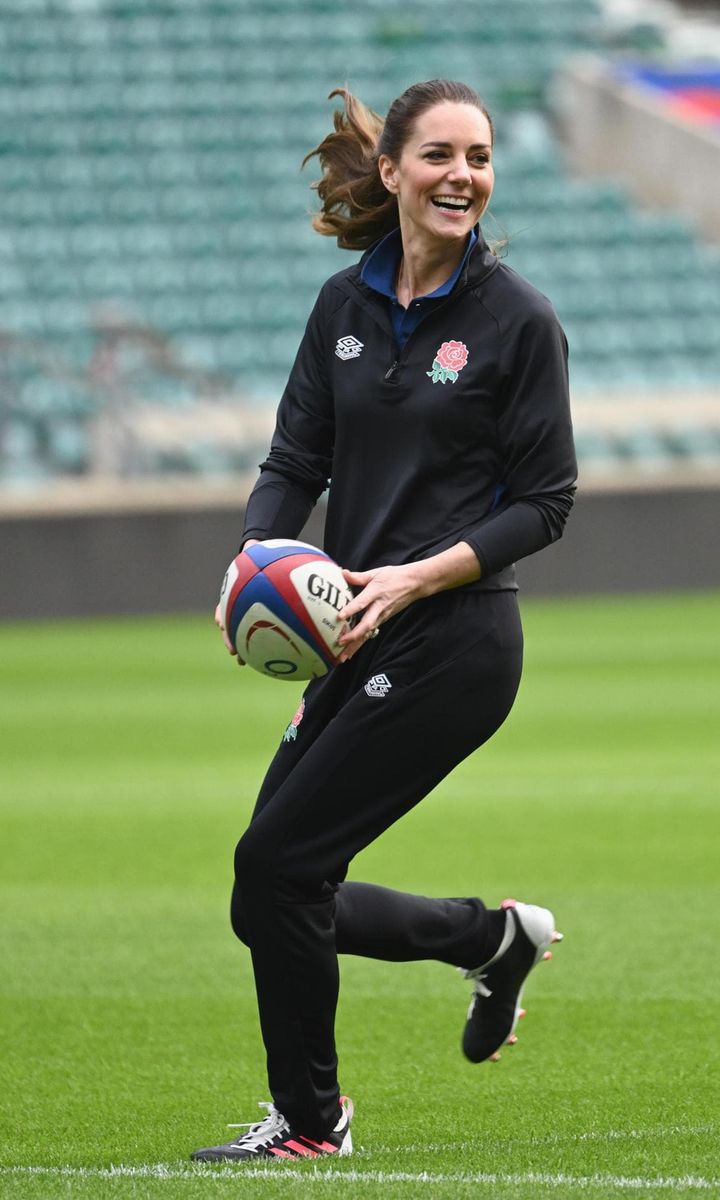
[193,79,576,1162]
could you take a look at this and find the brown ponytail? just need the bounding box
[303,80,494,252]
[302,88,395,251]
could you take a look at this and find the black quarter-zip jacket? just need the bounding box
[241,231,577,591]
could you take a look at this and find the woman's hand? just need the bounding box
[215,602,242,660]
[215,539,260,666]
[336,543,482,663]
[336,563,427,662]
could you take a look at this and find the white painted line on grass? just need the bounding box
[373,1122,717,1157]
[2,1165,719,1191]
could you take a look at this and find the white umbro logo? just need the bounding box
[335,335,364,361]
[364,673,392,698]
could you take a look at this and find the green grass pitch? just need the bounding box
[1,592,718,1200]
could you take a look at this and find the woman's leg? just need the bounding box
[232,591,523,1137]
[334,881,498,967]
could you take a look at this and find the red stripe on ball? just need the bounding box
[225,552,261,629]
[244,619,304,657]
[263,552,338,665]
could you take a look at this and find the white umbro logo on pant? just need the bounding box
[335,335,364,361]
[364,673,392,698]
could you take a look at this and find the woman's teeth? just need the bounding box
[432,196,471,211]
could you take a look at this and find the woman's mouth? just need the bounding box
[431,195,472,213]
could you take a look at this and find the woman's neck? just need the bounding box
[395,229,469,309]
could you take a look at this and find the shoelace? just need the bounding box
[460,908,517,998]
[226,1102,289,1150]
[463,966,493,998]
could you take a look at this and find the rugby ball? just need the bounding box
[218,539,354,680]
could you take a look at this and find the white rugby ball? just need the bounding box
[219,539,354,680]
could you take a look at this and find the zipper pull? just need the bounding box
[384,359,399,381]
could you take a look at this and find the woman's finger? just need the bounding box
[337,601,385,660]
[338,582,387,624]
[215,603,238,657]
[341,567,373,586]
[338,626,379,663]
[338,597,369,623]
[339,598,383,640]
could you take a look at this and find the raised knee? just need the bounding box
[234,826,275,891]
[234,826,325,910]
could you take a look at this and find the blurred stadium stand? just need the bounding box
[0,0,719,614]
[1,0,720,484]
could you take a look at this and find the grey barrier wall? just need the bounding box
[1,480,719,620]
[553,58,720,242]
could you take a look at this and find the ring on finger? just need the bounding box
[368,627,380,639]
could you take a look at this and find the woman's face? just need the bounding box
[379,102,494,249]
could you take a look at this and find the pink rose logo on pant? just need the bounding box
[427,340,469,385]
[283,698,305,743]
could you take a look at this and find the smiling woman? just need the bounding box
[378,101,494,304]
[201,79,577,1165]
[305,80,494,252]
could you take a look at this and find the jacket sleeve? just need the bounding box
[240,289,335,546]
[464,304,577,577]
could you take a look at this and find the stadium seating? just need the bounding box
[1,0,719,481]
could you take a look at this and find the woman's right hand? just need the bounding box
[215,539,260,665]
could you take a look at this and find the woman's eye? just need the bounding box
[425,151,490,165]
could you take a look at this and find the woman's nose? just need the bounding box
[447,157,471,183]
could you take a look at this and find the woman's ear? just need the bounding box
[378,154,398,195]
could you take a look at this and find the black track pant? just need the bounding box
[230,588,523,1138]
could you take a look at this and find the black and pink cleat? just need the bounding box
[191,1096,354,1162]
[462,898,563,1063]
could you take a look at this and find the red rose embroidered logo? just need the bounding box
[427,340,469,385]
[283,698,305,743]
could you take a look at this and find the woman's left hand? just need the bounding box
[336,563,426,662]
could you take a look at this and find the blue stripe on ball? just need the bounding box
[246,542,330,571]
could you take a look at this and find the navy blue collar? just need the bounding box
[361,227,478,304]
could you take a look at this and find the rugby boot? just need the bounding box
[462,899,562,1062]
[191,1095,353,1161]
